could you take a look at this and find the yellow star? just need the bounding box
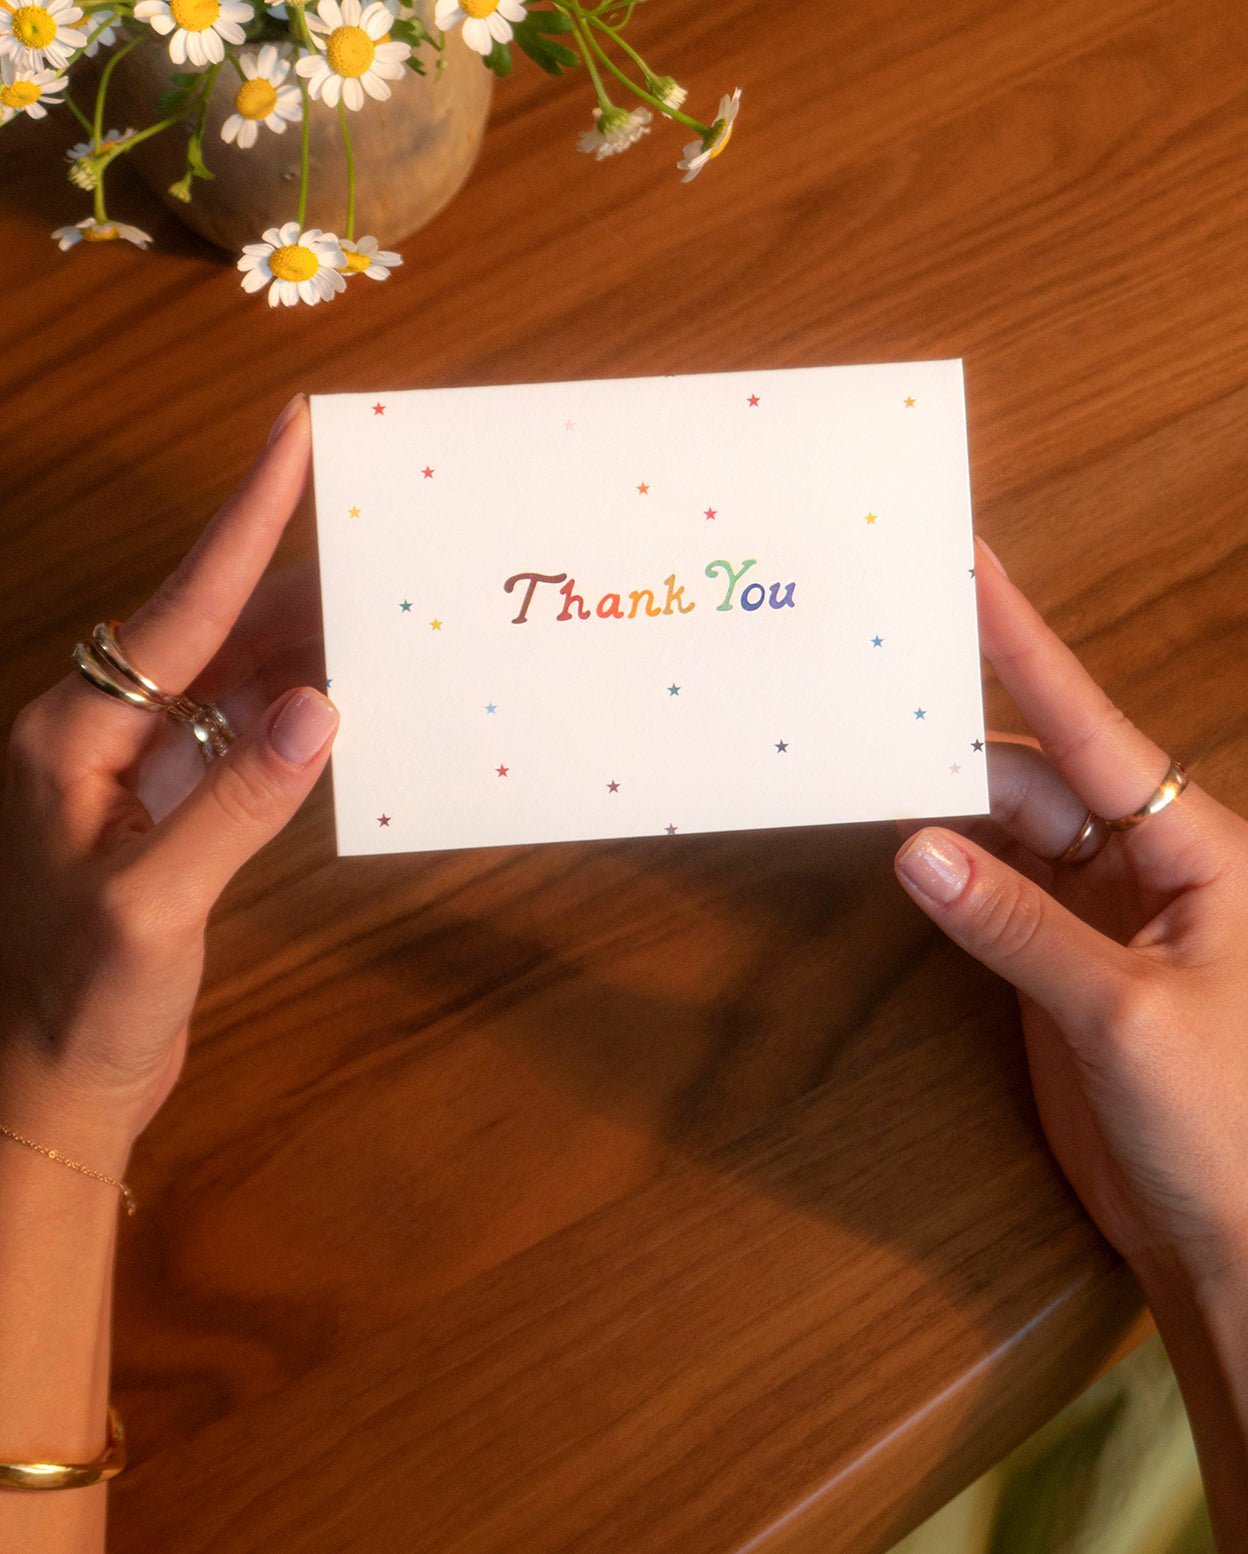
[348,505,361,518]
[430,618,443,631]
[865,511,878,525]
[904,396,916,408]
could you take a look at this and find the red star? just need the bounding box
[747,394,760,407]
[496,764,509,777]
[704,506,717,520]
[607,780,620,793]
[377,814,391,826]
[372,403,386,416]
[637,481,650,495]
[422,466,434,479]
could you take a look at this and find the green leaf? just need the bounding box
[405,53,427,73]
[157,71,200,116]
[511,9,578,75]
[483,38,512,77]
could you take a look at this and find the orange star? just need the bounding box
[637,482,650,495]
[348,505,361,518]
[904,396,916,408]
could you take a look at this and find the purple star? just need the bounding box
[664,823,678,836]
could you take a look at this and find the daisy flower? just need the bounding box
[51,217,152,249]
[81,7,120,55]
[0,0,84,72]
[677,87,742,183]
[647,75,687,116]
[434,0,525,57]
[237,222,347,307]
[132,0,253,69]
[297,0,408,110]
[337,234,402,279]
[0,55,65,121]
[65,125,135,188]
[220,44,301,147]
[577,104,652,161]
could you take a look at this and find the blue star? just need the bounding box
[668,683,681,696]
[485,703,497,714]
[972,738,984,752]
[326,677,333,689]
[871,635,883,647]
[399,599,412,612]
[914,708,926,720]
[968,568,975,578]
[775,740,788,752]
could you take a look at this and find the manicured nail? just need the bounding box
[267,393,307,446]
[269,691,339,765]
[896,832,971,904]
[974,535,1009,578]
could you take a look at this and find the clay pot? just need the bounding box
[106,10,492,253]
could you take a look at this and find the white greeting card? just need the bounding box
[309,362,988,856]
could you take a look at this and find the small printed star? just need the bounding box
[326,677,333,689]
[704,506,717,520]
[775,740,788,753]
[564,419,575,431]
[968,567,975,578]
[372,403,386,416]
[949,762,962,775]
[496,764,509,777]
[377,813,391,826]
[914,708,926,720]
[871,635,884,647]
[904,396,916,408]
[430,618,443,631]
[665,823,678,835]
[747,394,760,407]
[667,683,680,696]
[865,512,878,525]
[972,739,984,752]
[348,505,361,519]
[607,780,620,793]
[485,703,497,715]
[637,481,650,495]
[421,466,434,479]
[399,599,412,612]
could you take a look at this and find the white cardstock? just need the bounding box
[310,362,989,855]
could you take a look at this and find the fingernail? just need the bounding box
[267,393,307,447]
[269,691,338,765]
[896,832,971,904]
[975,535,1009,578]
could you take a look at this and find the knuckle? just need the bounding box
[94,864,185,956]
[969,874,1046,961]
[6,699,52,773]
[1098,968,1168,1047]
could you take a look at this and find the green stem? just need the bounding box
[295,78,311,227]
[64,91,95,134]
[93,33,139,144]
[577,12,707,134]
[564,9,611,112]
[337,97,356,241]
[95,111,182,168]
[228,51,246,78]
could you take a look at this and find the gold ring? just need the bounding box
[1056,810,1100,865]
[1104,759,1189,832]
[72,622,236,764]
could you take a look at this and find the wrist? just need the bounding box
[0,1029,142,1182]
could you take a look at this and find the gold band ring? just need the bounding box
[0,1406,127,1491]
[1056,810,1100,865]
[1104,759,1189,832]
[73,622,235,764]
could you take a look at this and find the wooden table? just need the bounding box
[3,0,1246,1547]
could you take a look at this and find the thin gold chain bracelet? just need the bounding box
[0,1124,136,1216]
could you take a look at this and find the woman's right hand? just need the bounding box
[894,537,1248,1296]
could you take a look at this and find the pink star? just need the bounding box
[377,814,391,826]
[747,394,760,407]
[564,419,575,430]
[607,780,620,793]
[372,403,386,416]
[422,466,434,479]
[496,764,509,777]
[704,506,717,520]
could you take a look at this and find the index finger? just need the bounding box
[973,536,1224,891]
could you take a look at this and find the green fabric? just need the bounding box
[887,1335,1213,1554]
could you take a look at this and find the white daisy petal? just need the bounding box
[342,74,363,109]
[241,264,270,291]
[460,15,489,51]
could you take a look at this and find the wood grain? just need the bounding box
[2,0,1246,1548]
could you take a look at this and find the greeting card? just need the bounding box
[309,362,988,856]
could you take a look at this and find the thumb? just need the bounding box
[136,688,339,913]
[894,827,1132,1033]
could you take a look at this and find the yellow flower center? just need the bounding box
[12,4,56,44]
[341,249,372,274]
[707,119,734,159]
[325,23,374,76]
[269,243,318,282]
[459,0,498,14]
[0,78,39,106]
[235,77,277,118]
[169,0,219,31]
[83,224,119,241]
